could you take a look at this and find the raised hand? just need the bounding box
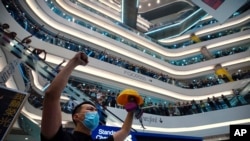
[72,51,89,66]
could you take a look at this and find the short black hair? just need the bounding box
[71,101,96,125]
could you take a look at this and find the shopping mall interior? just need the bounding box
[0,0,250,141]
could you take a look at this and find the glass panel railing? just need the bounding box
[17,113,40,141]
[4,0,249,67]
[164,22,250,49]
[9,30,249,118]
[238,81,250,96]
[16,92,250,141]
[170,42,250,66]
[2,0,250,90]
[16,55,250,117]
[145,8,208,40]
[2,25,248,119]
[68,0,249,49]
[45,0,250,54]
[44,0,250,60]
[16,91,250,141]
[25,71,250,117]
[0,29,90,102]
[0,27,140,132]
[2,24,249,117]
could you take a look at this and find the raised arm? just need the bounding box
[41,52,88,139]
[112,90,143,141]
[112,112,134,141]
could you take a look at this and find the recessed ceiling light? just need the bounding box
[148,3,151,7]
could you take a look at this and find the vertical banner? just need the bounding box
[0,86,29,141]
[191,0,247,23]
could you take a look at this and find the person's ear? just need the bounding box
[73,113,80,121]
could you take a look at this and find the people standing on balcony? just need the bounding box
[221,94,231,108]
[207,97,216,111]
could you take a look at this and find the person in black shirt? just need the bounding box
[41,52,135,141]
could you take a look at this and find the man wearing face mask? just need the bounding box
[41,52,135,141]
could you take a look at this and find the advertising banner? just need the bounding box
[192,0,247,23]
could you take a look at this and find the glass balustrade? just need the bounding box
[2,0,250,90]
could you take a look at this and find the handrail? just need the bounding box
[0,27,137,133]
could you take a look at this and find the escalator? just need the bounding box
[11,52,250,140]
[230,82,250,106]
[1,18,250,140]
[0,24,136,139]
[17,113,41,141]
[145,8,208,40]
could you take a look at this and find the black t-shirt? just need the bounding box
[41,126,114,141]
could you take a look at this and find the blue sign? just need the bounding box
[92,125,202,141]
[92,125,136,141]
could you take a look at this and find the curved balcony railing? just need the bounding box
[2,0,250,90]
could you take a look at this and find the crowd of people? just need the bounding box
[20,35,250,91]
[18,51,249,119]
[4,0,250,94]
[73,82,249,116]
[28,79,249,118]
[4,1,250,140]
[20,39,250,91]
